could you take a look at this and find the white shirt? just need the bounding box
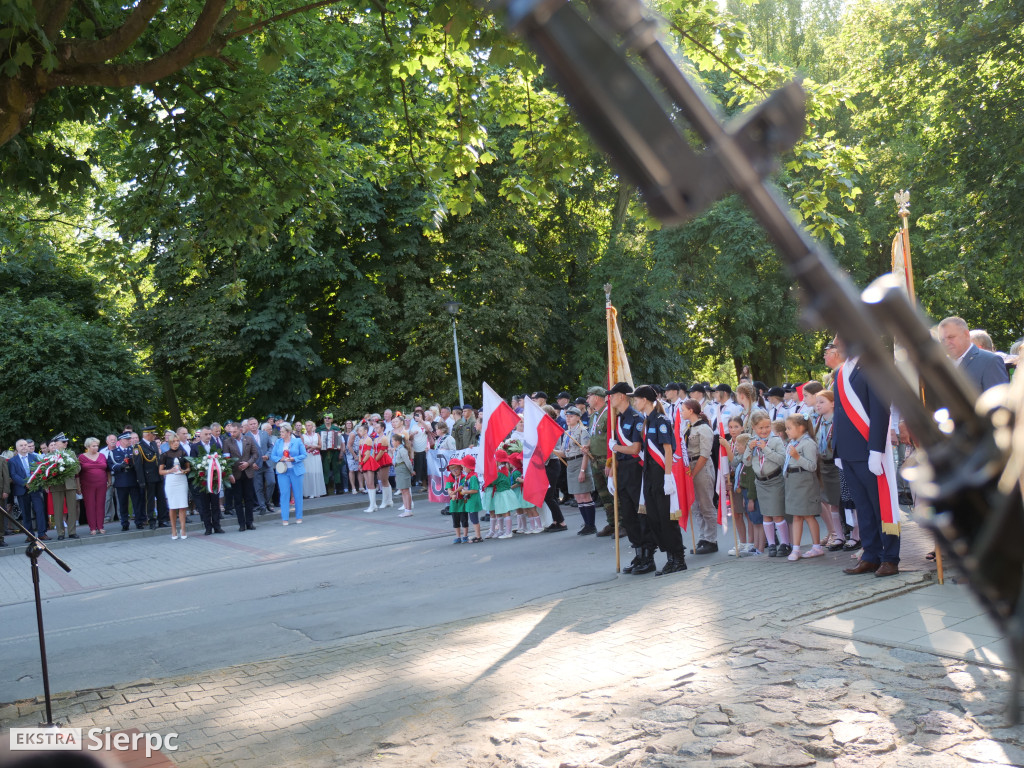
[409,423,429,452]
[956,344,975,367]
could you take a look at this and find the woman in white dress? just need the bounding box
[302,421,327,498]
[159,434,191,540]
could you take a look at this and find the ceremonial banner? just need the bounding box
[480,382,520,489]
[606,300,634,391]
[671,407,695,530]
[522,397,564,507]
[427,447,479,502]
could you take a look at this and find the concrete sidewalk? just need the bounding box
[6,513,1017,768]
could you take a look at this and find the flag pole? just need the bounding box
[895,190,943,584]
[606,283,621,573]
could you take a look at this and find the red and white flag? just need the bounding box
[671,407,695,530]
[480,382,520,489]
[716,419,731,530]
[522,397,564,507]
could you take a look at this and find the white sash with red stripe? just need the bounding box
[837,359,901,534]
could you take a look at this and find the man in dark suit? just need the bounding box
[939,316,1010,392]
[833,342,901,577]
[133,426,164,529]
[191,427,225,535]
[251,419,277,515]
[222,421,259,531]
[108,432,143,531]
[9,439,47,540]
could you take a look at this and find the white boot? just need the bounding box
[365,496,377,513]
[383,486,393,508]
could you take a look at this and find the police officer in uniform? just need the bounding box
[630,385,687,575]
[107,432,143,530]
[663,382,684,424]
[134,425,165,529]
[606,382,658,574]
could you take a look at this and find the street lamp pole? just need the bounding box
[445,302,465,405]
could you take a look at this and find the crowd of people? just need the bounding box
[0,317,1015,572]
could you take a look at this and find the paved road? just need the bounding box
[0,497,647,702]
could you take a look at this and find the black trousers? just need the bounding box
[115,485,143,529]
[140,480,165,526]
[227,474,256,527]
[413,451,428,486]
[544,459,565,524]
[194,491,222,533]
[643,472,684,555]
[616,460,655,548]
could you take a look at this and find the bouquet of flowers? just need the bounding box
[26,450,81,492]
[187,452,237,493]
[499,437,523,456]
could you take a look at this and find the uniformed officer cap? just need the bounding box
[607,382,632,396]
[627,384,659,402]
[51,432,69,443]
[783,383,796,393]
[531,391,548,400]
[574,396,587,405]
[142,425,157,433]
[664,382,682,392]
[556,391,571,401]
[565,405,583,417]
[713,383,733,394]
[767,386,785,399]
[117,432,132,441]
[687,382,704,394]
[586,386,607,397]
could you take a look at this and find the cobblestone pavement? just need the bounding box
[4,517,1019,768]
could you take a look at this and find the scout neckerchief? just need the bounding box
[817,416,834,457]
[836,358,900,534]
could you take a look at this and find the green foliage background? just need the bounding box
[0,0,1020,446]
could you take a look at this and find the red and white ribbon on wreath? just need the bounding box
[207,454,223,494]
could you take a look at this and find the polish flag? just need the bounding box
[480,382,520,488]
[716,419,731,530]
[522,397,564,507]
[671,407,695,530]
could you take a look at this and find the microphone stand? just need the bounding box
[0,501,71,727]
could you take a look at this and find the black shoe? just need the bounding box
[246,524,256,531]
[158,522,170,528]
[658,554,687,575]
[38,533,50,541]
[631,548,656,575]
[0,540,7,547]
[621,550,642,574]
[777,543,792,557]
[68,534,79,539]
[121,527,130,532]
[239,526,246,532]
[58,535,65,540]
[214,529,226,534]
[577,525,597,535]
[204,529,213,536]
[767,544,778,557]
[568,499,578,507]
[694,541,718,555]
[149,522,157,530]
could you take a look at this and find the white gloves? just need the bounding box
[835,458,842,470]
[663,475,676,496]
[608,438,618,453]
[868,450,884,476]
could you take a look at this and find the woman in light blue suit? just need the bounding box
[270,423,307,524]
